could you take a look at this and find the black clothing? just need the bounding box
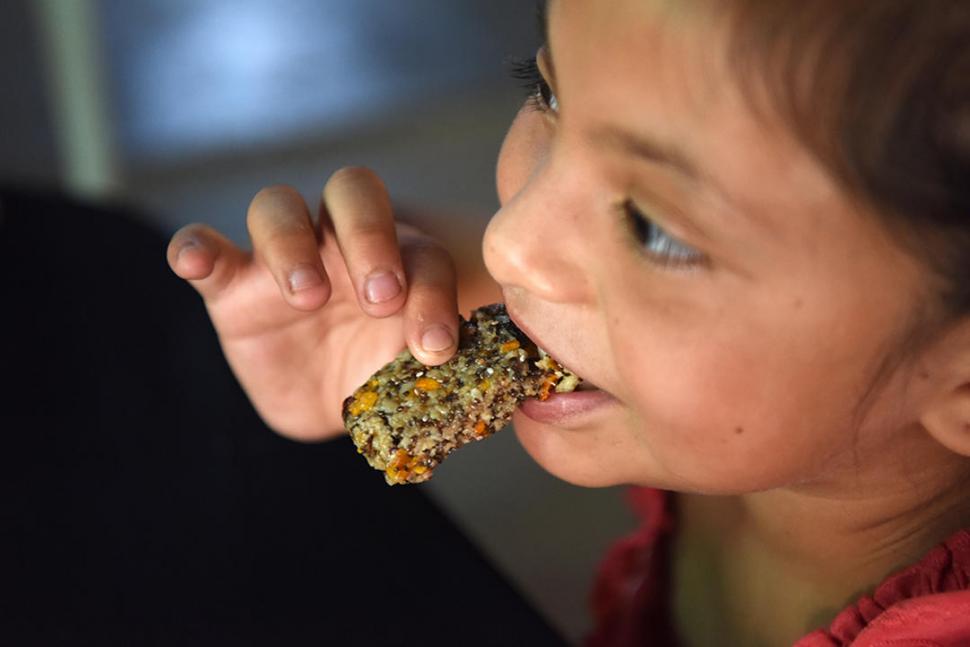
[0,187,564,646]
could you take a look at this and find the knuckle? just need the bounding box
[261,231,305,253]
[394,222,424,238]
[346,220,393,243]
[178,222,207,236]
[253,183,299,203]
[401,235,436,254]
[409,256,456,292]
[175,224,213,246]
[248,193,313,240]
[407,289,448,311]
[409,239,454,269]
[248,185,301,221]
[327,165,382,190]
[259,228,318,262]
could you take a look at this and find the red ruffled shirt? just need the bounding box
[587,488,970,646]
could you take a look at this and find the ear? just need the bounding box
[921,384,970,457]
[919,321,970,457]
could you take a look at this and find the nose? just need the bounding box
[483,156,593,304]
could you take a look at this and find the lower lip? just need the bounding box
[518,389,617,424]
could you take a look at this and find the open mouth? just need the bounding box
[547,356,599,392]
[518,378,617,425]
[503,302,615,422]
[522,350,617,425]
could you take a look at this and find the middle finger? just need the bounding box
[322,166,408,318]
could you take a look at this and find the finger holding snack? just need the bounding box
[167,167,461,440]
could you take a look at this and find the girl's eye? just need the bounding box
[625,202,706,268]
[507,55,559,114]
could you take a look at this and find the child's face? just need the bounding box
[483,0,932,491]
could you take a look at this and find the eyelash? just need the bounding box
[625,202,707,269]
[506,55,558,113]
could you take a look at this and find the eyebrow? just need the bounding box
[592,126,701,182]
[594,125,759,224]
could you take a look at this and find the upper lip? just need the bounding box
[504,301,591,385]
[504,301,550,355]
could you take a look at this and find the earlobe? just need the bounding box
[921,384,970,457]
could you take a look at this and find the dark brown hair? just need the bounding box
[722,1,970,315]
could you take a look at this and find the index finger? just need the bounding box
[322,167,408,318]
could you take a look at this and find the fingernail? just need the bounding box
[288,265,323,293]
[364,271,401,304]
[421,325,454,353]
[176,239,199,263]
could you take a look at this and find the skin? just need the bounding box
[168,0,970,644]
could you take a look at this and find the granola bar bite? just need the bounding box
[343,303,580,485]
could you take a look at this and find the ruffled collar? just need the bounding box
[587,488,970,646]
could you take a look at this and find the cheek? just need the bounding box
[495,107,550,207]
[610,304,866,492]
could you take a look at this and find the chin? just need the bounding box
[511,411,758,494]
[510,411,641,488]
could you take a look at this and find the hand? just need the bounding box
[166,167,460,441]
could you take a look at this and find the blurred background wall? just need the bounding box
[1,1,635,642]
[0,1,61,186]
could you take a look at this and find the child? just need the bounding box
[167,1,970,644]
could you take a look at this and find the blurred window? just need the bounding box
[96,0,528,163]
